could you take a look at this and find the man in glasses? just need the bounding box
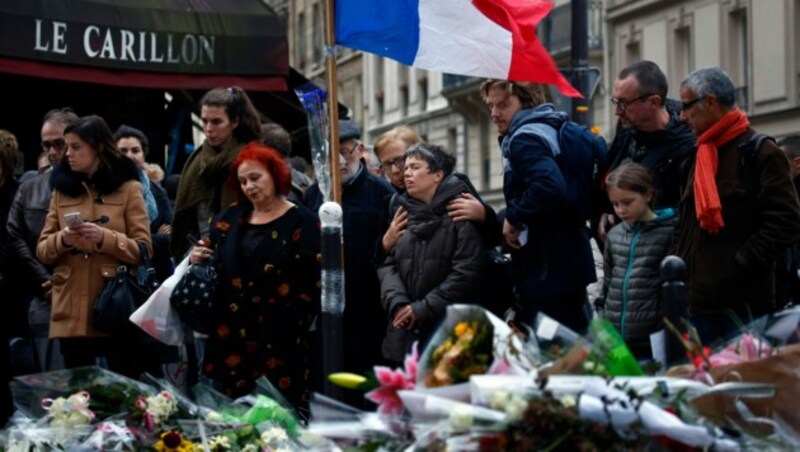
[673,67,800,345]
[598,61,695,242]
[303,119,394,407]
[6,108,78,372]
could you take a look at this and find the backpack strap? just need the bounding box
[737,132,775,192]
[508,122,561,157]
[737,132,774,164]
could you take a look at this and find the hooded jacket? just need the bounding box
[36,157,151,338]
[601,208,678,356]
[378,175,483,362]
[500,104,596,301]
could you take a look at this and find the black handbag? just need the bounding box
[93,242,160,335]
[169,255,219,334]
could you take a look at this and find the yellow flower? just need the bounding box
[454,322,469,337]
[153,430,195,452]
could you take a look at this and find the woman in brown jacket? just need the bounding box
[37,115,154,378]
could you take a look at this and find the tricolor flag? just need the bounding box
[335,0,581,97]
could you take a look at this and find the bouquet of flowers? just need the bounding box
[424,318,493,388]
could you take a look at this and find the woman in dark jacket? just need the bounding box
[189,142,321,411]
[378,143,484,363]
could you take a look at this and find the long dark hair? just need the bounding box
[63,115,123,171]
[201,86,261,143]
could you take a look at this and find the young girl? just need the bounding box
[600,163,678,359]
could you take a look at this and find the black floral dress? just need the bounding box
[203,203,321,408]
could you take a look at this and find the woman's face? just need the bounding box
[64,132,101,176]
[379,139,407,190]
[201,105,238,147]
[117,137,146,170]
[237,160,276,207]
[404,156,442,204]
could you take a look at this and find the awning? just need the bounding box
[0,0,289,91]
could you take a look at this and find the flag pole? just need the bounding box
[324,0,342,203]
[320,0,346,403]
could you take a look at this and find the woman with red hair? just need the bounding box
[189,142,320,411]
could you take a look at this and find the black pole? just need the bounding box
[571,0,589,125]
[319,203,345,402]
[660,255,688,365]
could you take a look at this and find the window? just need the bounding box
[625,41,641,67]
[418,76,428,112]
[674,27,693,86]
[297,12,305,70]
[729,8,749,110]
[398,65,409,117]
[312,3,322,65]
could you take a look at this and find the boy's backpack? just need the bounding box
[514,120,609,224]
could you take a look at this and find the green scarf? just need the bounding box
[171,137,243,259]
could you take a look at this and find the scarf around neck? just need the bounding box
[693,108,750,233]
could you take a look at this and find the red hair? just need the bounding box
[228,141,292,201]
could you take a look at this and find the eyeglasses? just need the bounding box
[681,96,706,112]
[380,156,405,172]
[41,139,66,152]
[339,141,361,159]
[610,93,656,112]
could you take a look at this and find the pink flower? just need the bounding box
[404,341,419,382]
[365,342,419,416]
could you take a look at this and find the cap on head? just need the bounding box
[339,120,362,141]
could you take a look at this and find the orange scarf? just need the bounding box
[693,108,750,233]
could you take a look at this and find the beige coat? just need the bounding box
[37,180,152,338]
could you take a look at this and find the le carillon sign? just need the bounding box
[0,0,288,86]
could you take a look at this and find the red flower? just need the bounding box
[278,377,291,389]
[292,228,301,241]
[231,278,242,290]
[217,324,230,338]
[215,221,231,232]
[277,283,290,297]
[225,354,242,368]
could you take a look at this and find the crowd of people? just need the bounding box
[1,62,799,422]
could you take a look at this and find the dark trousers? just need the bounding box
[60,337,164,380]
[689,312,742,347]
[520,289,590,335]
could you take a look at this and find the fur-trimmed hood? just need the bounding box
[51,156,140,198]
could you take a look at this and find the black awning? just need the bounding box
[0,0,288,91]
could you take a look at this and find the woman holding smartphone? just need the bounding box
[36,115,155,378]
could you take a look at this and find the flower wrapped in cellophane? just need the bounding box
[417,305,534,392]
[4,366,198,449]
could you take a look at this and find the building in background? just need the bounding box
[283,0,799,206]
[605,0,800,138]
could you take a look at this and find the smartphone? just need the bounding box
[64,212,84,228]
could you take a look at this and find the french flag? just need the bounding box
[335,0,580,97]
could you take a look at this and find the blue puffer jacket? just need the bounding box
[601,208,678,357]
[500,105,597,301]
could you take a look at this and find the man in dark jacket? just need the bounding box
[303,120,395,397]
[776,135,800,306]
[674,67,800,344]
[6,108,78,372]
[599,61,696,242]
[481,80,596,334]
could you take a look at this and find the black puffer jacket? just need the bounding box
[378,175,484,362]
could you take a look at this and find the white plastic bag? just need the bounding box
[129,256,190,345]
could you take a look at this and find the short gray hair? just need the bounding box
[680,67,736,109]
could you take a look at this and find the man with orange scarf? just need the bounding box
[674,67,800,345]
